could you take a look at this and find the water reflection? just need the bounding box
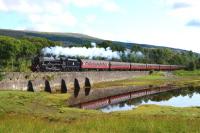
[101,86,200,113]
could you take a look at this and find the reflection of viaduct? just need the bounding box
[0,71,148,93]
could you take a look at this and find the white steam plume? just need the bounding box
[41,46,121,60]
[91,42,96,47]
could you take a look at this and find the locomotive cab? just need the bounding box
[63,58,81,71]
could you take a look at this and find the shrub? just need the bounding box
[187,61,196,71]
[0,72,4,81]
[149,70,154,75]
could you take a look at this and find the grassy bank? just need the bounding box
[1,109,200,133]
[0,91,99,121]
[93,74,169,89]
[0,70,200,132]
[93,70,200,89]
[0,91,200,132]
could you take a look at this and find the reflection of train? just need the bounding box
[80,86,177,109]
[31,56,184,72]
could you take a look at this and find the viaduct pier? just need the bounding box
[0,71,149,92]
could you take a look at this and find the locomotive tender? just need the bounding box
[31,56,184,72]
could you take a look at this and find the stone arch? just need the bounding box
[45,80,52,93]
[84,77,91,96]
[27,80,34,92]
[74,78,80,98]
[61,79,67,93]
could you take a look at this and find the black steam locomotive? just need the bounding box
[31,56,81,72]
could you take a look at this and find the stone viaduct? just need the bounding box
[0,71,149,92]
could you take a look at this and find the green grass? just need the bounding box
[0,91,200,132]
[174,70,200,76]
[93,75,169,89]
[1,103,200,133]
[0,91,100,122]
[93,71,200,89]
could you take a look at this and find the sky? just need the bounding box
[0,0,200,53]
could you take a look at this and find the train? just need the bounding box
[31,56,184,72]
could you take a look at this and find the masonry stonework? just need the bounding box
[0,71,149,91]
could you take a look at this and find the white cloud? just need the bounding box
[0,0,7,11]
[0,0,77,31]
[102,1,120,12]
[85,14,97,23]
[66,0,120,12]
[67,0,104,8]
[164,0,200,25]
[146,0,199,53]
[0,0,42,13]
[28,12,77,32]
[0,0,120,32]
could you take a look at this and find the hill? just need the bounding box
[0,29,185,52]
[1,29,200,72]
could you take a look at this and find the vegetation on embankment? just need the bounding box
[93,70,200,89]
[0,91,100,124]
[0,91,200,133]
[0,36,61,72]
[174,70,200,76]
[0,72,4,81]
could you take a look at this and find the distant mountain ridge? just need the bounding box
[0,29,187,52]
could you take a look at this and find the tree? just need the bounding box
[110,43,125,52]
[97,41,112,49]
[195,58,200,69]
[0,72,4,81]
[82,43,92,48]
[0,36,62,72]
[131,45,142,52]
[187,61,196,71]
[97,41,125,52]
[0,36,20,60]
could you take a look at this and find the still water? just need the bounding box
[100,86,200,113]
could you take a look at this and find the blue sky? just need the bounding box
[0,0,200,52]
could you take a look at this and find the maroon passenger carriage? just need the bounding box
[171,65,181,70]
[81,59,109,70]
[130,63,147,71]
[80,59,184,71]
[110,61,131,70]
[160,64,171,70]
[146,64,160,70]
